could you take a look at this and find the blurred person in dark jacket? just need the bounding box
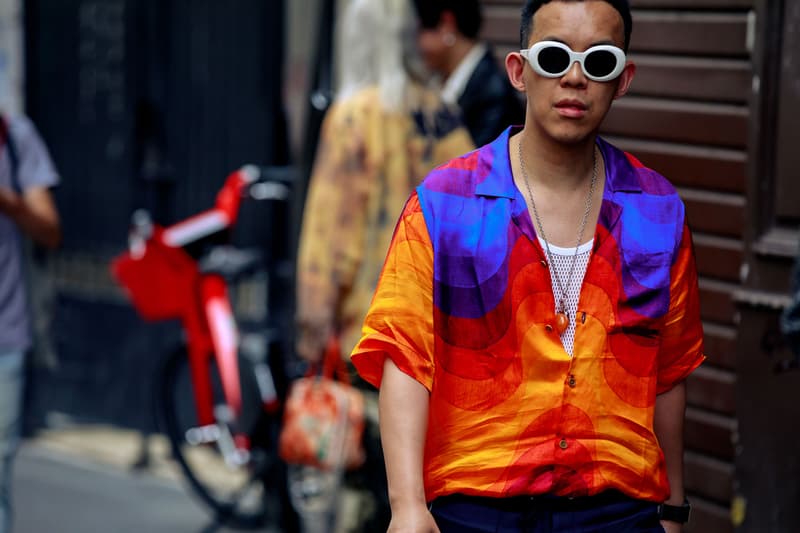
[0,112,60,533]
[412,0,526,146]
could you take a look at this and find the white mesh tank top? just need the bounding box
[538,238,593,356]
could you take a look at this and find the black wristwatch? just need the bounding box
[658,498,691,523]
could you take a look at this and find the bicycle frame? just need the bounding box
[112,166,276,433]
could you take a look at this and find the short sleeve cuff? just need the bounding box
[656,351,706,395]
[351,333,434,392]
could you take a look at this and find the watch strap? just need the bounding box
[658,498,691,523]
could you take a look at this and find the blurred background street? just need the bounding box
[0,0,798,532]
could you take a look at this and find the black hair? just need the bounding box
[520,0,633,52]
[412,0,483,40]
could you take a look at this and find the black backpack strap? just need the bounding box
[0,114,21,193]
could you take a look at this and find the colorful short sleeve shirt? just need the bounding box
[351,127,705,503]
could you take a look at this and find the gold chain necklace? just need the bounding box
[517,136,597,334]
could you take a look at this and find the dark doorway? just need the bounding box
[22,0,288,431]
[24,0,288,249]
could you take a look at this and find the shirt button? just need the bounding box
[559,439,568,450]
[568,375,577,388]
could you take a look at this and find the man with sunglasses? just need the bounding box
[351,1,704,532]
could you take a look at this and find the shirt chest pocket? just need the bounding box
[619,250,673,320]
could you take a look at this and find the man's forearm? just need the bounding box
[654,380,687,504]
[379,358,430,510]
[0,187,61,248]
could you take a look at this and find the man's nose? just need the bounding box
[561,61,587,85]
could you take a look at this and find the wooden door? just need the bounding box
[732,0,800,530]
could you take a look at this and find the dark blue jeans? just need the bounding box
[0,351,24,533]
[430,492,665,533]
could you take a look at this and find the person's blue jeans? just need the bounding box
[430,491,665,532]
[0,350,25,533]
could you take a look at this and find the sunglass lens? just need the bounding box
[537,46,570,75]
[584,50,618,78]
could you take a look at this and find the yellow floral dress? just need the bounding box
[296,83,474,364]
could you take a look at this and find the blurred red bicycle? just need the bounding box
[111,165,298,530]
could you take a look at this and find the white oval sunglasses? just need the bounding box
[520,40,627,82]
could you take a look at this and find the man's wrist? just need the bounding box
[658,497,691,523]
[388,487,428,509]
[0,188,21,216]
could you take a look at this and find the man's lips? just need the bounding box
[554,99,588,117]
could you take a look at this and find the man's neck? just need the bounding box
[442,38,478,80]
[512,126,606,248]
[440,41,486,105]
[516,127,599,191]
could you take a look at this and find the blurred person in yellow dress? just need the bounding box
[295,0,473,368]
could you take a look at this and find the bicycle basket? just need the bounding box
[112,239,199,321]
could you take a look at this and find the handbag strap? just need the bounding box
[313,335,349,383]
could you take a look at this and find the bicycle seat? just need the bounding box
[198,245,264,281]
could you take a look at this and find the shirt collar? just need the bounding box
[597,137,642,193]
[441,43,487,105]
[474,128,644,199]
[475,126,518,199]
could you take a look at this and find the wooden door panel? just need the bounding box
[631,12,749,56]
[685,407,736,459]
[702,323,739,369]
[685,451,735,505]
[687,366,737,415]
[699,281,738,324]
[603,97,749,148]
[682,190,746,238]
[608,137,747,194]
[630,55,750,103]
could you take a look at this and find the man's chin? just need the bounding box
[549,129,596,146]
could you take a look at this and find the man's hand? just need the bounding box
[0,185,61,248]
[294,316,332,363]
[0,186,22,215]
[661,520,683,533]
[387,503,440,533]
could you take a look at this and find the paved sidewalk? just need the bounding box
[15,437,245,533]
[24,423,182,482]
[22,420,369,533]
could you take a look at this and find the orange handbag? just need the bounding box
[278,337,365,471]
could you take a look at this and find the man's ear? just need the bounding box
[439,10,458,34]
[505,52,527,93]
[614,61,636,99]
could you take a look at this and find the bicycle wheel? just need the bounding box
[157,345,292,530]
